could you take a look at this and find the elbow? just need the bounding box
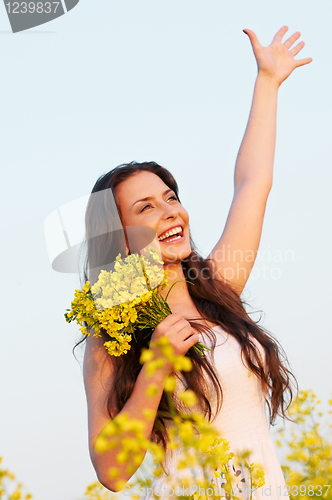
[235,176,273,194]
[91,454,135,493]
[91,457,124,493]
[97,472,122,493]
[89,441,147,492]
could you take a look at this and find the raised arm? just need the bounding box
[208,26,312,296]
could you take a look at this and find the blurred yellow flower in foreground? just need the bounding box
[3,385,332,500]
[275,389,332,500]
[89,337,265,499]
[0,457,32,500]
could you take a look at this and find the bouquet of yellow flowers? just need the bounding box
[65,246,209,357]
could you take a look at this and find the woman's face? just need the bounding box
[115,171,191,264]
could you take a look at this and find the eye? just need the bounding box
[168,195,178,202]
[140,203,152,212]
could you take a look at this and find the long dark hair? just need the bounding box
[74,160,298,461]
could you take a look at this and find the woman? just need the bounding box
[81,26,312,499]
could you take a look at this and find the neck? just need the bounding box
[160,261,192,307]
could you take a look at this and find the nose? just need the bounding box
[162,200,178,220]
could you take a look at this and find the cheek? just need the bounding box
[182,209,189,225]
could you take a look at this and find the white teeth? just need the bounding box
[158,226,182,241]
[166,235,181,243]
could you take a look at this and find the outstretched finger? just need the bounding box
[295,57,313,68]
[290,40,305,57]
[272,25,289,44]
[284,31,301,49]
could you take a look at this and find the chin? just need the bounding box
[162,246,192,264]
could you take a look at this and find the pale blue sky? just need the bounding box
[1,1,331,499]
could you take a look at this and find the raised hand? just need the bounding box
[243,26,313,87]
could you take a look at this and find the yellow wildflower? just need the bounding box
[178,390,198,407]
[108,467,120,478]
[142,408,155,420]
[115,479,127,491]
[65,246,209,359]
[164,376,177,392]
[146,384,159,397]
[139,348,154,364]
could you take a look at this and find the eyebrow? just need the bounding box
[131,189,174,208]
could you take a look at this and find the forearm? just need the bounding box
[234,71,280,190]
[91,363,169,492]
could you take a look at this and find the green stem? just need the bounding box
[164,280,194,303]
[165,389,177,418]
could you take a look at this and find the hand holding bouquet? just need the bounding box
[65,247,210,358]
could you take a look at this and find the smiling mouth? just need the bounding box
[157,226,184,243]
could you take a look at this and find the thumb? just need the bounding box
[243,29,261,51]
